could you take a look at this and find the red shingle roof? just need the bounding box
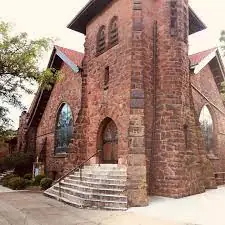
[189,47,217,67]
[55,45,84,68]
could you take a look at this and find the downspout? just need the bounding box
[150,21,158,193]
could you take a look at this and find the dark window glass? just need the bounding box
[55,104,73,154]
[104,66,109,88]
[199,106,213,151]
[109,17,119,46]
[97,26,106,54]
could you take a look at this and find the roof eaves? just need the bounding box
[193,50,217,74]
[189,6,207,35]
[55,48,80,73]
[67,0,94,31]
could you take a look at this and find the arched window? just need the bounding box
[109,17,119,46]
[55,103,73,154]
[199,105,214,151]
[97,26,106,54]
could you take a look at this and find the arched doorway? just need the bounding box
[97,118,118,164]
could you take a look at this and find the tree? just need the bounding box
[220,30,225,54]
[0,21,56,132]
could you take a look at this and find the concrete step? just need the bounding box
[68,174,126,185]
[0,170,14,181]
[45,188,127,210]
[44,164,128,210]
[72,172,127,180]
[64,178,126,190]
[53,185,127,202]
[83,164,125,170]
[60,181,125,195]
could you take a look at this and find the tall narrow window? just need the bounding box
[55,103,73,154]
[104,66,109,89]
[199,105,214,151]
[97,26,106,54]
[109,17,119,47]
[170,1,178,37]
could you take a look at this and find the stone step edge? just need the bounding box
[69,175,127,182]
[74,172,127,177]
[64,178,126,187]
[59,181,125,192]
[46,188,127,204]
[44,191,127,211]
[83,164,126,168]
[53,185,127,200]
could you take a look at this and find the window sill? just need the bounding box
[207,152,219,160]
[53,153,68,158]
[95,42,119,57]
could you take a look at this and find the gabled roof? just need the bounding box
[27,45,83,128]
[189,47,217,67]
[67,1,206,35]
[55,45,84,68]
[189,47,225,91]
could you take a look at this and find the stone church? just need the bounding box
[16,0,225,209]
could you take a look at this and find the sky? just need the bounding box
[0,0,225,129]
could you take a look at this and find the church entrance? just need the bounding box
[97,118,118,164]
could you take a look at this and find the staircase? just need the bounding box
[44,164,128,210]
[0,169,14,181]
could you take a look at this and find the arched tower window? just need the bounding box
[97,26,106,54]
[109,16,119,47]
[55,103,73,154]
[199,105,214,151]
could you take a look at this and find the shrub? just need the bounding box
[24,173,32,180]
[3,152,34,176]
[24,179,32,187]
[7,177,26,190]
[33,174,45,186]
[2,174,17,187]
[40,178,53,190]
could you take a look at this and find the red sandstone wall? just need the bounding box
[83,0,150,206]
[191,65,225,173]
[147,0,215,197]
[36,63,82,177]
[83,0,132,165]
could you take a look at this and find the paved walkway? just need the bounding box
[0,185,14,192]
[129,185,225,225]
[0,190,184,225]
[2,185,225,225]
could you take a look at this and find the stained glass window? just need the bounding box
[199,105,213,151]
[55,104,73,154]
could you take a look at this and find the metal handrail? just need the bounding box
[56,150,102,199]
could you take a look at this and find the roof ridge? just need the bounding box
[54,45,84,55]
[189,47,217,57]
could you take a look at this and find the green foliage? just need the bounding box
[0,21,57,132]
[40,178,53,190]
[23,173,32,180]
[33,174,45,186]
[0,107,12,134]
[2,174,17,187]
[24,178,32,187]
[7,177,26,190]
[221,81,225,101]
[3,152,34,176]
[220,30,225,54]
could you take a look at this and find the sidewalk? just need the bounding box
[0,185,14,192]
[129,186,225,225]
[0,190,186,225]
